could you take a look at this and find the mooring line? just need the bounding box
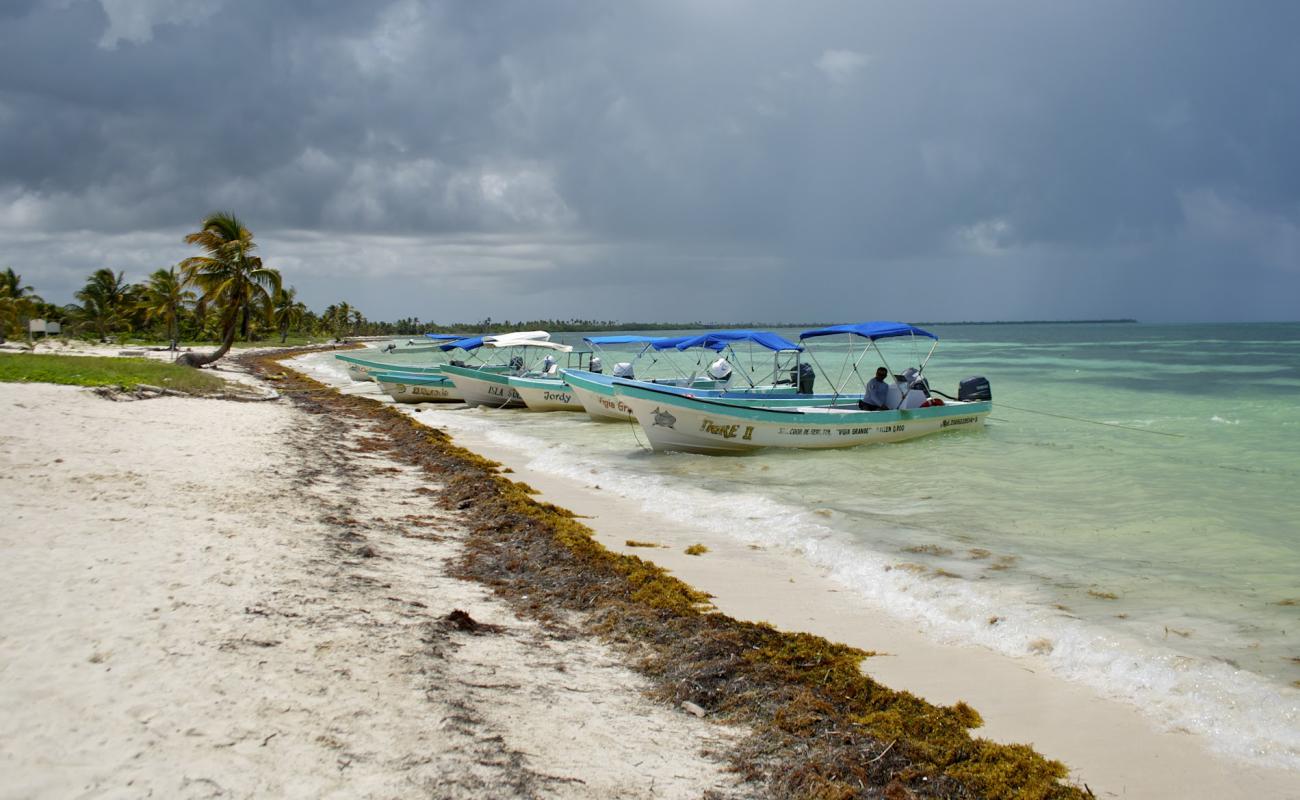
[995,401,1185,438]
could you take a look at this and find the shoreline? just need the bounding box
[286,353,1298,799]
[4,343,1296,798]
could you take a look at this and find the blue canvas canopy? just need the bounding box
[668,330,802,352]
[425,333,471,341]
[438,336,486,351]
[799,322,938,342]
[583,335,666,346]
[648,334,728,352]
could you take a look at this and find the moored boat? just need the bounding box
[613,380,989,454]
[612,322,993,454]
[335,333,471,382]
[439,332,573,408]
[561,332,800,421]
[367,369,463,403]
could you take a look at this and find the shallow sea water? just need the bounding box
[300,322,1300,769]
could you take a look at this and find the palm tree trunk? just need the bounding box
[176,313,238,368]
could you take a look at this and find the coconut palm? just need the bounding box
[176,212,280,367]
[271,285,307,343]
[74,268,132,341]
[0,267,42,339]
[140,266,195,350]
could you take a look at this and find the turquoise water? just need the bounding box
[301,323,1300,768]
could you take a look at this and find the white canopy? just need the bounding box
[482,330,551,346]
[482,338,573,353]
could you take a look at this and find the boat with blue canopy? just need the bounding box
[560,331,808,421]
[611,321,992,454]
[558,334,728,420]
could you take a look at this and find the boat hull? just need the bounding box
[561,369,639,421]
[377,379,462,403]
[507,375,585,411]
[561,368,861,422]
[442,365,527,408]
[612,381,990,455]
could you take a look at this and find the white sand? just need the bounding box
[0,383,743,799]
[399,403,1300,800]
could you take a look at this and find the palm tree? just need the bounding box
[0,267,42,340]
[74,268,132,341]
[141,266,195,350]
[176,212,280,367]
[271,285,307,343]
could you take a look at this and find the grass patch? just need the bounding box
[684,543,709,556]
[0,353,225,395]
[249,348,1086,800]
[625,540,662,548]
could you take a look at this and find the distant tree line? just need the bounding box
[1,213,1142,356]
[0,214,387,356]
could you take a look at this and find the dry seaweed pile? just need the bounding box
[247,350,1088,800]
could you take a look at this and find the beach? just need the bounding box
[2,343,1298,798]
[0,378,741,799]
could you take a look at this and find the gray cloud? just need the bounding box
[2,0,1298,323]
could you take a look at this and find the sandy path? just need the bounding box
[0,383,743,799]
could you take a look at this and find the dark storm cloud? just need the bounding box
[2,0,1298,322]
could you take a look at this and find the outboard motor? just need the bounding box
[612,361,635,379]
[791,363,816,394]
[589,356,603,374]
[382,343,397,353]
[509,355,525,371]
[903,367,931,396]
[449,359,466,367]
[707,358,733,383]
[957,375,992,402]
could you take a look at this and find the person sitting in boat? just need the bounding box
[859,366,891,411]
[541,355,558,376]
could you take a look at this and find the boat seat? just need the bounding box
[900,388,928,409]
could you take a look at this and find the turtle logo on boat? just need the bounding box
[651,407,677,429]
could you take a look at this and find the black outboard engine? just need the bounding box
[792,363,816,394]
[957,375,992,402]
[509,356,525,371]
[449,359,466,367]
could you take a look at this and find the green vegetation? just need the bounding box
[0,353,225,394]
[684,543,709,555]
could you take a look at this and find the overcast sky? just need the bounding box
[3,1,1298,323]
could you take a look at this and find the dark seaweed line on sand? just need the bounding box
[247,350,1089,800]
